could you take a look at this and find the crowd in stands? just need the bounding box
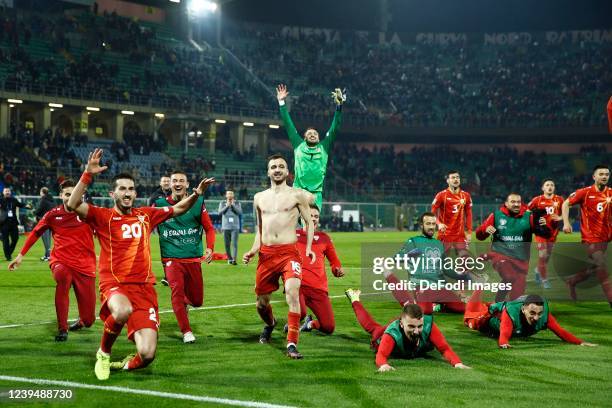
[0,6,257,110]
[226,23,612,128]
[329,143,610,202]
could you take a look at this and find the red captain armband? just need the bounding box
[80,171,93,186]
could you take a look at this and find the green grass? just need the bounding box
[0,232,610,407]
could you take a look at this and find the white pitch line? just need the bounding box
[0,375,296,408]
[0,292,388,330]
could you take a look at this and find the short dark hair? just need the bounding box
[446,170,460,178]
[541,178,555,186]
[59,179,76,191]
[160,174,170,180]
[523,294,544,306]
[169,169,188,178]
[111,173,136,190]
[309,203,320,211]
[303,127,317,136]
[401,303,423,319]
[419,211,436,224]
[40,187,49,195]
[593,164,610,173]
[506,192,521,201]
[267,153,287,165]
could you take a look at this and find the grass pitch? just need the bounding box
[0,231,610,407]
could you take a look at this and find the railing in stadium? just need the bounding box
[13,196,520,232]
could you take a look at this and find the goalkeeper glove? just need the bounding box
[331,88,347,105]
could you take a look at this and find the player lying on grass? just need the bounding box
[9,179,97,342]
[154,169,215,344]
[276,84,344,211]
[345,289,470,371]
[243,153,315,359]
[294,204,345,334]
[464,291,597,348]
[384,212,469,314]
[476,193,550,301]
[67,148,214,380]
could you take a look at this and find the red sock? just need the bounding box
[310,320,320,330]
[287,312,300,345]
[126,353,145,370]
[257,304,275,327]
[351,301,380,334]
[537,257,548,279]
[100,315,124,354]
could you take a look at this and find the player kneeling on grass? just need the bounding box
[294,204,345,334]
[9,179,96,342]
[464,291,597,348]
[67,148,214,380]
[345,289,470,372]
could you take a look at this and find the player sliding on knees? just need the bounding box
[9,179,97,342]
[276,83,344,211]
[243,153,315,359]
[464,291,597,348]
[294,203,345,334]
[345,289,470,371]
[67,148,214,380]
[384,212,469,314]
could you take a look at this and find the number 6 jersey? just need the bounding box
[568,185,612,243]
[85,205,174,285]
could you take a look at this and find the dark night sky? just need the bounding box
[222,0,612,32]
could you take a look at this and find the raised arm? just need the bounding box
[321,88,345,152]
[277,84,302,149]
[67,148,108,219]
[172,178,215,217]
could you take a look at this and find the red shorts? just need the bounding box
[463,303,494,331]
[440,235,469,253]
[99,282,160,341]
[584,242,609,256]
[255,244,302,295]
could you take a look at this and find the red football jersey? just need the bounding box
[296,229,341,293]
[431,189,473,240]
[568,185,612,243]
[85,205,174,285]
[22,206,96,276]
[527,194,564,241]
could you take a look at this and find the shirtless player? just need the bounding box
[243,153,315,359]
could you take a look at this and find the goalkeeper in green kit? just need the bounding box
[276,84,345,211]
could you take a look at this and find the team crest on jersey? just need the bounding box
[499,219,507,226]
[137,215,146,223]
[314,235,320,241]
[424,247,441,259]
[460,198,465,205]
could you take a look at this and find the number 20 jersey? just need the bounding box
[85,205,174,285]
